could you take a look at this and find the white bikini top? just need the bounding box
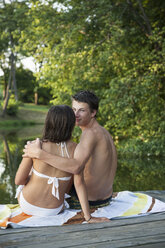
[32,142,71,200]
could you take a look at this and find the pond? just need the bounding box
[0,126,165,204]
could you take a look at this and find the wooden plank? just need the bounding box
[2,233,165,248]
[1,211,165,235]
[69,236,165,248]
[1,214,165,243]
[24,235,165,248]
[1,218,165,247]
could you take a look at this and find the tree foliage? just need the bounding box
[0,0,165,156]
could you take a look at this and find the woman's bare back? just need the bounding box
[22,141,76,208]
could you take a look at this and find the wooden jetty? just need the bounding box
[0,190,165,248]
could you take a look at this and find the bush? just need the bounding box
[116,136,165,158]
[6,96,20,116]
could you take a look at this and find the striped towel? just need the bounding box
[91,191,165,219]
[0,191,165,228]
[0,204,78,229]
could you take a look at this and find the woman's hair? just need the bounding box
[42,105,75,143]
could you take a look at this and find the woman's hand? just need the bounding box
[86,216,110,223]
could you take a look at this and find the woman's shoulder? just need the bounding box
[41,141,58,153]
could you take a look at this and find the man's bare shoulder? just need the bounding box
[80,127,101,146]
[88,124,108,137]
[82,127,97,139]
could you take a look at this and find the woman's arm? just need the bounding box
[74,172,110,223]
[15,158,33,185]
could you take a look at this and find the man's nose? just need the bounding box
[74,110,79,116]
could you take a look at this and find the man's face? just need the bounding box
[72,100,96,127]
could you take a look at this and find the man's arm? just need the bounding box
[74,172,91,221]
[37,149,81,174]
[23,131,96,174]
[74,172,110,223]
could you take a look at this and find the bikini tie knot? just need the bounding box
[48,178,59,200]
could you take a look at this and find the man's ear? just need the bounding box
[91,110,97,118]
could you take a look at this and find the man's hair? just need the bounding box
[72,90,99,112]
[42,105,75,143]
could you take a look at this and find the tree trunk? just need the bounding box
[11,52,18,101]
[2,50,18,117]
[34,92,38,105]
[127,0,152,36]
[2,69,12,117]
[137,0,152,36]
[2,134,12,166]
[0,66,8,99]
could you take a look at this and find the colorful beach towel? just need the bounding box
[0,191,165,229]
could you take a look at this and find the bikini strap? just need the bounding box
[57,142,70,158]
[63,142,70,158]
[32,168,71,200]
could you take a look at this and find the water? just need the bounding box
[0,127,165,204]
[0,125,44,204]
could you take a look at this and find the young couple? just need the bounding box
[15,90,117,223]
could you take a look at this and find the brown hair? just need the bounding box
[72,90,99,113]
[42,105,75,143]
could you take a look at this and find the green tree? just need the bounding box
[11,0,165,156]
[0,0,30,115]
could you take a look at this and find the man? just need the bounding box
[23,90,117,209]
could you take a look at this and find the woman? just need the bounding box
[15,105,109,223]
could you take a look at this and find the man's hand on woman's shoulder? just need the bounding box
[22,138,41,159]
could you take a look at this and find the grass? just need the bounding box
[0,120,35,128]
[19,103,49,112]
[0,103,49,129]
